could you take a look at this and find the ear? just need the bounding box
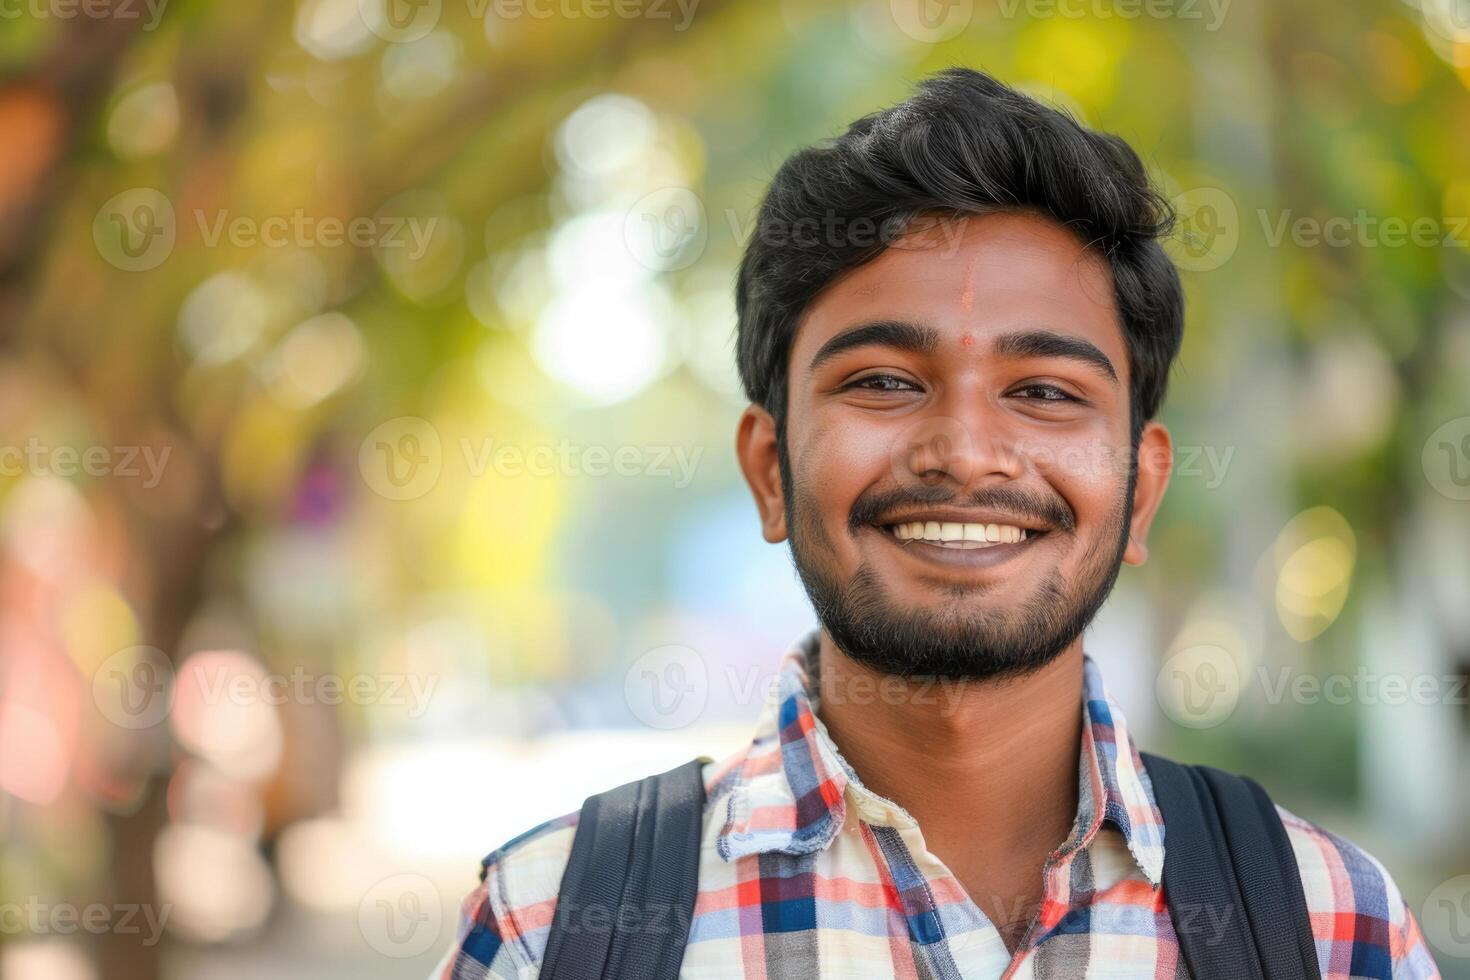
[736,404,788,544]
[1122,420,1172,566]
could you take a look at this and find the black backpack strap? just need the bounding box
[540,757,707,980]
[1142,753,1321,980]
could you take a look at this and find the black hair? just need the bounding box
[734,67,1184,445]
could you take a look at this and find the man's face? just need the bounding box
[738,210,1173,680]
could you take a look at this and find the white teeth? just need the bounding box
[888,520,1032,547]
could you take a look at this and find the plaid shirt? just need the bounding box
[436,630,1440,979]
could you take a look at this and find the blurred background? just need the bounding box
[1,0,1468,976]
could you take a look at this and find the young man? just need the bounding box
[435,69,1439,978]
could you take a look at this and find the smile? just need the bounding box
[882,520,1037,549]
[869,518,1050,570]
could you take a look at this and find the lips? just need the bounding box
[884,520,1033,548]
[869,519,1049,568]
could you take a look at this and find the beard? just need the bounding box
[782,450,1137,682]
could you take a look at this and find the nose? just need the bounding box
[890,392,1025,489]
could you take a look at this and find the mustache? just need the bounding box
[847,483,1075,534]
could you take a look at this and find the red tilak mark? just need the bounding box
[961,334,975,347]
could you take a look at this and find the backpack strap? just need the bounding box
[540,757,708,980]
[1142,753,1321,980]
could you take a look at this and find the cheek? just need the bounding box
[796,417,890,512]
[1031,438,1131,526]
[793,417,893,549]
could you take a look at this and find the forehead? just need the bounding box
[794,211,1126,364]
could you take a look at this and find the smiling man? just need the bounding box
[436,68,1439,979]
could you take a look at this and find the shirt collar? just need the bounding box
[713,629,1166,888]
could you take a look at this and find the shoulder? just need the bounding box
[432,808,582,979]
[1274,804,1441,979]
[432,758,737,979]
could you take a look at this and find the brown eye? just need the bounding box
[847,374,919,392]
[1012,383,1076,402]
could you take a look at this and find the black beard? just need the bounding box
[781,456,1137,682]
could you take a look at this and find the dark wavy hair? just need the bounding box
[734,67,1184,446]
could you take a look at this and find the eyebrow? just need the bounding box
[807,319,940,374]
[991,329,1119,385]
[807,320,1119,386]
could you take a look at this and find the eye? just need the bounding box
[845,373,921,393]
[1011,383,1077,402]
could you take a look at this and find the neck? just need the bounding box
[813,631,1085,927]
